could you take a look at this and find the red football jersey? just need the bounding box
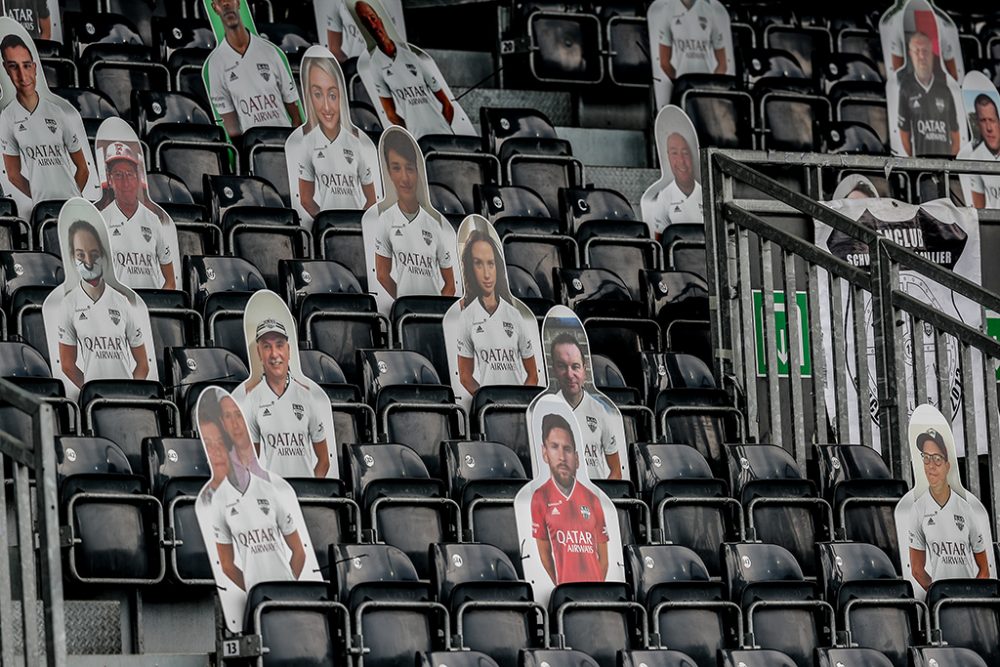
[530,478,609,584]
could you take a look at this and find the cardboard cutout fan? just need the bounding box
[94,117,181,291]
[231,290,339,479]
[41,198,158,401]
[349,0,475,138]
[893,404,995,601]
[285,44,383,230]
[361,125,460,315]
[201,0,303,142]
[640,104,702,240]
[0,17,100,217]
[957,70,1000,209]
[3,0,62,42]
[441,214,545,411]
[313,0,406,63]
[193,385,323,632]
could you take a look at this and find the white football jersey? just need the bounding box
[0,96,84,202]
[208,474,297,590]
[369,47,453,138]
[373,204,454,296]
[658,0,727,76]
[321,0,367,60]
[561,390,623,480]
[650,180,703,236]
[909,489,986,582]
[58,283,144,382]
[298,127,374,211]
[237,376,329,479]
[206,33,299,132]
[963,141,1000,208]
[104,202,173,289]
[456,297,533,386]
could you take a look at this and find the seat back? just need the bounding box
[360,349,442,402]
[617,650,699,667]
[430,542,520,603]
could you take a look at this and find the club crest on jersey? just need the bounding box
[292,403,305,421]
[699,16,708,30]
[344,148,354,164]
[141,226,152,242]
[503,321,514,338]
[406,63,418,77]
[258,498,270,515]
[586,416,598,432]
[258,63,271,82]
[422,230,433,246]
[954,514,965,531]
[45,118,57,134]
[580,505,591,519]
[108,308,121,326]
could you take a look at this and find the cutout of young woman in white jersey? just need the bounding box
[893,404,996,601]
[641,105,703,240]
[41,198,158,401]
[94,118,181,291]
[442,215,545,409]
[194,386,322,633]
[0,19,100,217]
[361,126,459,315]
[285,46,382,231]
[231,290,339,480]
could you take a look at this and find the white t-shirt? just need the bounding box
[561,390,622,480]
[236,375,329,479]
[373,203,454,296]
[650,180,703,236]
[0,95,83,203]
[658,0,727,76]
[206,33,299,132]
[58,283,144,382]
[456,297,533,386]
[369,47,452,138]
[909,488,986,582]
[208,474,297,590]
[298,127,374,211]
[104,202,173,290]
[321,0,366,60]
[963,141,1000,208]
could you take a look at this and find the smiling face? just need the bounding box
[542,425,578,490]
[553,342,586,403]
[256,332,290,384]
[108,160,140,207]
[201,420,230,478]
[667,132,695,191]
[308,63,341,134]
[70,226,105,285]
[470,239,496,297]
[2,44,35,98]
[977,99,1000,153]
[356,2,395,57]
[920,437,950,490]
[219,396,252,458]
[386,147,418,207]
[211,0,243,30]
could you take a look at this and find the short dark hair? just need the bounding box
[0,34,30,61]
[550,332,583,362]
[541,412,574,448]
[382,129,418,167]
[975,94,998,117]
[66,220,104,255]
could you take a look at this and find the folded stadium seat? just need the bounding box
[722,542,835,667]
[242,581,350,666]
[297,293,389,387]
[815,647,894,667]
[559,186,634,233]
[0,203,26,251]
[822,53,884,100]
[548,582,647,667]
[420,651,502,667]
[30,199,68,254]
[429,183,468,230]
[520,650,601,667]
[430,542,547,667]
[240,126,295,207]
[617,650,701,667]
[359,349,467,477]
[136,289,204,378]
[925,579,1000,666]
[632,442,743,575]
[343,58,374,108]
[744,48,817,100]
[1,251,63,360]
[422,140,502,216]
[602,9,649,88]
[286,476,361,574]
[35,38,78,87]
[168,50,213,108]
[817,541,925,667]
[312,209,367,285]
[602,389,656,447]
[105,0,161,45]
[502,230,578,303]
[76,36,170,121]
[79,379,180,473]
[0,342,79,438]
[297,347,377,446]
[346,443,462,575]
[822,120,887,155]
[641,270,710,365]
[154,130,237,204]
[142,436,213,584]
[145,172,220,257]
[759,92,831,152]
[49,86,119,144]
[725,443,834,577]
[470,385,546,474]
[718,650,797,667]
[909,647,989,667]
[660,224,707,281]
[507,264,556,321]
[183,255,267,365]
[163,346,249,433]
[441,440,527,573]
[576,221,661,302]
[146,170,196,206]
[205,175,309,290]
[501,2,603,86]
[475,183,560,229]
[331,543,450,666]
[837,30,884,79]
[835,96,889,150]
[678,86,756,150]
[669,73,741,104]
[390,295,458,383]
[257,22,313,69]
[279,258,364,312]
[350,101,384,144]
[132,89,219,148]
[56,435,165,584]
[591,476,649,547]
[815,443,906,572]
[763,25,833,80]
[960,34,982,64]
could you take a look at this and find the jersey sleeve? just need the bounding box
[896,82,911,129]
[298,144,316,183]
[593,494,609,544]
[456,309,474,359]
[326,2,344,30]
[968,172,985,196]
[274,49,299,105]
[211,494,233,544]
[373,212,393,258]
[357,142,375,186]
[206,53,235,115]
[0,111,19,157]
[944,92,958,133]
[61,114,82,154]
[530,488,548,540]
[274,486,298,537]
[517,312,534,359]
[968,505,986,554]
[371,64,392,99]
[658,13,674,47]
[58,298,78,346]
[711,10,727,49]
[156,218,173,266]
[436,226,454,268]
[908,500,926,550]
[421,59,443,93]
[38,1,51,19]
[125,298,144,348]
[307,388,326,444]
[600,400,623,457]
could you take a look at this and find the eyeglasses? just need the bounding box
[920,452,947,467]
[109,171,137,181]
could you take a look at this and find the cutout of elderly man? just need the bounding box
[650,131,702,238]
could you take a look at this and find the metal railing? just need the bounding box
[0,378,66,666]
[703,149,1000,535]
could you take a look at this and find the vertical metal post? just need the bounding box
[958,343,980,499]
[760,240,782,444]
[783,250,807,471]
[984,354,1000,537]
[869,244,907,478]
[0,451,14,667]
[851,285,873,450]
[829,276,851,441]
[737,228,758,441]
[34,403,67,667]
